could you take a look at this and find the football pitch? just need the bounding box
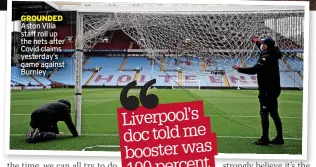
[10,88,303,154]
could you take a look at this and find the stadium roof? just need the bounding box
[46,2,305,12]
[12,1,57,15]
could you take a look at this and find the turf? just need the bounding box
[10,88,303,154]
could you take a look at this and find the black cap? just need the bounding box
[261,38,275,47]
[58,99,71,108]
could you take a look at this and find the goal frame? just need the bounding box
[74,3,305,136]
[171,79,201,90]
[74,12,83,136]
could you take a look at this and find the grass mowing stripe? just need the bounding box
[10,113,302,119]
[185,90,262,132]
[10,89,302,153]
[11,98,300,104]
[10,134,302,141]
[11,99,117,102]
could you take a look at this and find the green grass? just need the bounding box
[10,88,303,154]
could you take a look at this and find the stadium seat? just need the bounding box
[123,57,152,71]
[13,55,302,88]
[49,57,75,85]
[11,67,39,86]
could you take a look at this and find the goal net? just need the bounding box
[74,3,305,134]
[79,7,304,83]
[172,79,201,90]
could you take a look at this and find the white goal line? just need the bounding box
[82,145,120,151]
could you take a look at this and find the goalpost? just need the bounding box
[74,3,305,135]
[236,79,258,90]
[74,12,83,136]
[172,80,201,90]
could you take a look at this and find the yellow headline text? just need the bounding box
[21,15,63,22]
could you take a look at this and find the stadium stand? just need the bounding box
[49,57,74,85]
[11,55,304,88]
[32,76,51,86]
[91,71,136,86]
[94,30,133,50]
[11,67,39,86]
[10,25,304,89]
[123,57,152,71]
[286,57,304,74]
[83,56,125,85]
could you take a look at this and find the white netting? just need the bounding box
[77,7,304,88]
[73,5,305,135]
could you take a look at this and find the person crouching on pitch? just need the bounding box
[26,99,78,143]
[232,37,284,145]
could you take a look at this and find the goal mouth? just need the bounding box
[73,3,305,135]
[172,80,201,90]
[76,8,304,83]
[75,8,305,79]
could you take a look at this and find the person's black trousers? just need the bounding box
[29,113,57,143]
[259,90,283,140]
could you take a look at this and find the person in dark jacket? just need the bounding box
[232,37,284,145]
[26,99,78,143]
